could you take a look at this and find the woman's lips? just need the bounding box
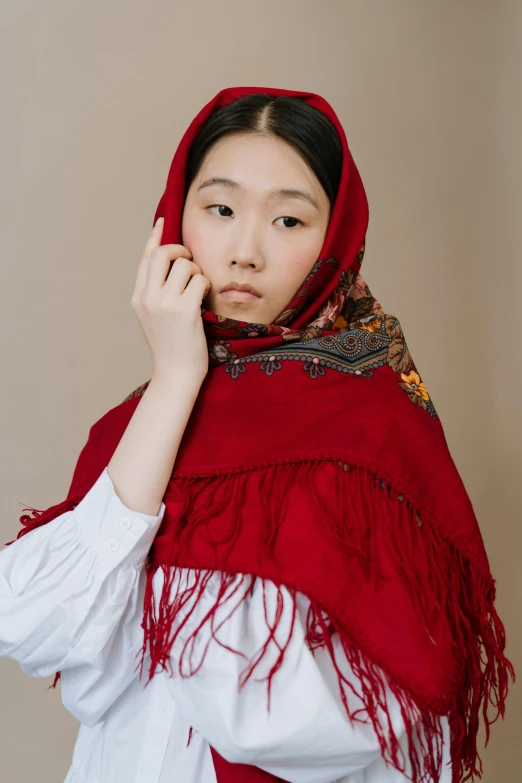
[218,290,261,303]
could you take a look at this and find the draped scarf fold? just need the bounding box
[6,85,514,783]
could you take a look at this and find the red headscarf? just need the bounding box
[7,86,514,783]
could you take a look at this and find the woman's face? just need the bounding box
[181,133,331,324]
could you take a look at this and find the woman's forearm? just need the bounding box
[107,373,204,516]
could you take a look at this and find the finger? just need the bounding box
[133,217,165,297]
[146,245,195,295]
[180,271,212,304]
[159,258,205,302]
[144,216,165,259]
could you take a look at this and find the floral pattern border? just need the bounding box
[209,313,437,419]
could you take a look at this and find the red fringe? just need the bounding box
[186,725,194,748]
[5,461,514,781]
[4,495,83,547]
[134,459,514,783]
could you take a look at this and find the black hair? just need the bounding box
[183,93,343,213]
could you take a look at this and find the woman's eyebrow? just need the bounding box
[197,177,319,210]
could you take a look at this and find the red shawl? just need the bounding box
[6,86,514,783]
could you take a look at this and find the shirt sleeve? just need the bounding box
[0,467,165,726]
[163,569,413,783]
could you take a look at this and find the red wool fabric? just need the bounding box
[6,86,514,783]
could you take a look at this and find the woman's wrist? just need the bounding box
[150,367,206,396]
[106,369,204,516]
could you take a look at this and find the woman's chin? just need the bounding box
[205,297,262,323]
[216,306,258,322]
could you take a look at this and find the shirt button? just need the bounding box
[158,699,166,712]
[107,538,119,551]
[119,517,133,530]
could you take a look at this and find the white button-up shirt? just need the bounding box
[0,467,451,783]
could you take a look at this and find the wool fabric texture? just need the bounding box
[6,86,514,783]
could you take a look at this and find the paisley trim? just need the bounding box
[214,314,438,419]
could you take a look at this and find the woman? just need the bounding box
[0,86,513,783]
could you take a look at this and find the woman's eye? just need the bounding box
[207,206,302,228]
[208,204,233,217]
[274,216,302,228]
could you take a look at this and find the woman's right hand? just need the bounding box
[131,217,211,385]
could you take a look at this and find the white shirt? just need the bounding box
[0,467,452,783]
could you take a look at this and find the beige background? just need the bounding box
[1,1,520,781]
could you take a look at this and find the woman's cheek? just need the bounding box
[289,250,318,281]
[183,226,214,271]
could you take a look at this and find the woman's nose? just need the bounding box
[231,257,258,268]
[230,243,263,269]
[228,217,265,266]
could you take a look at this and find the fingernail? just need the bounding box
[155,217,164,226]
